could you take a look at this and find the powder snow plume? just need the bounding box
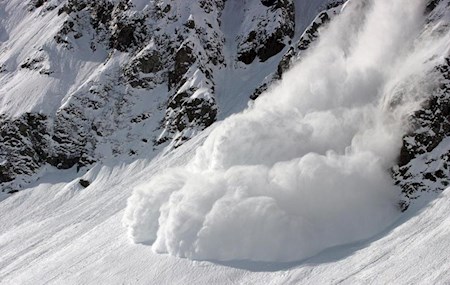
[123,0,450,262]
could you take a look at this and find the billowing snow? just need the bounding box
[0,136,449,284]
[1,0,450,283]
[123,0,450,262]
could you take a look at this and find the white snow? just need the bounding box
[1,0,450,283]
[0,0,110,117]
[0,134,449,284]
[123,0,450,262]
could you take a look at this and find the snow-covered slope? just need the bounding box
[1,0,450,283]
[0,134,449,284]
[0,0,337,193]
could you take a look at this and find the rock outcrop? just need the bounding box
[237,0,295,64]
[394,57,450,210]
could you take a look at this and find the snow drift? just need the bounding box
[123,0,449,262]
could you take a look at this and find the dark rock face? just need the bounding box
[20,53,53,75]
[123,50,165,88]
[28,0,58,11]
[146,1,225,147]
[137,53,162,74]
[393,58,450,210]
[168,45,196,90]
[237,0,295,64]
[0,111,95,186]
[251,3,342,99]
[257,29,290,62]
[387,0,450,210]
[35,0,46,7]
[110,23,137,51]
[199,0,225,13]
[0,113,48,183]
[261,0,278,7]
[50,107,95,170]
[79,179,90,188]
[297,12,330,51]
[158,89,217,147]
[29,0,47,9]
[56,0,147,52]
[425,0,443,14]
[109,14,147,52]
[39,0,302,164]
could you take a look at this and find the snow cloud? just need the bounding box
[123,0,449,262]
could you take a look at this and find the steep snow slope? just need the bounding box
[0,134,449,284]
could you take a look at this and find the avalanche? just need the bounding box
[1,0,450,283]
[123,0,450,262]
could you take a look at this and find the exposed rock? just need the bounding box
[137,52,162,74]
[237,0,295,64]
[79,179,90,188]
[20,57,44,70]
[199,0,225,14]
[109,14,147,52]
[261,0,278,7]
[0,113,49,183]
[168,45,196,90]
[54,0,225,149]
[158,88,217,147]
[251,3,342,99]
[393,57,450,210]
[123,47,165,89]
[426,0,443,14]
[29,0,47,9]
[0,107,96,187]
[56,0,147,52]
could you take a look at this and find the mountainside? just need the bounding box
[1,0,448,210]
[1,0,450,283]
[0,0,338,193]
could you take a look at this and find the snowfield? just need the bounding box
[0,134,449,284]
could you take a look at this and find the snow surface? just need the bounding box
[0,132,449,284]
[0,0,110,117]
[123,0,450,262]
